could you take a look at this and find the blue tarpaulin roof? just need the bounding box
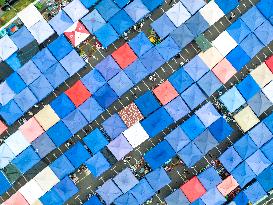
[0,171,11,195]
[244,181,267,204]
[165,189,190,205]
[29,75,53,101]
[17,60,41,85]
[170,24,195,49]
[145,167,171,191]
[226,45,251,71]
[82,69,106,94]
[240,33,264,58]
[107,134,133,160]
[233,192,249,205]
[181,114,205,140]
[14,87,38,112]
[128,32,153,57]
[94,23,119,48]
[109,10,134,35]
[47,121,72,146]
[32,48,57,73]
[48,35,73,61]
[168,67,194,93]
[177,142,202,167]
[164,96,190,121]
[184,55,209,82]
[227,18,251,43]
[208,117,233,142]
[165,126,190,152]
[50,93,75,119]
[215,0,239,14]
[141,0,163,11]
[264,112,273,133]
[60,50,86,76]
[85,152,110,177]
[40,189,63,205]
[236,75,260,101]
[83,128,108,154]
[134,91,160,117]
[233,134,258,160]
[246,150,270,175]
[62,108,87,135]
[130,179,155,204]
[254,21,273,45]
[185,12,209,37]
[181,0,205,15]
[201,188,226,205]
[181,83,206,110]
[249,122,273,148]
[102,113,126,139]
[114,0,130,8]
[114,193,138,205]
[124,0,149,23]
[11,147,40,173]
[64,142,91,168]
[49,11,74,35]
[31,133,56,158]
[96,55,121,81]
[155,36,180,61]
[194,129,218,155]
[144,140,175,170]
[78,97,104,122]
[195,102,221,128]
[241,6,266,31]
[232,161,256,188]
[140,47,165,73]
[93,84,118,108]
[198,167,221,190]
[10,26,34,49]
[141,107,173,137]
[219,87,246,112]
[6,72,26,94]
[54,176,79,202]
[95,0,120,21]
[256,0,273,20]
[50,155,75,180]
[44,63,69,88]
[80,0,97,8]
[84,196,102,205]
[0,100,23,125]
[113,168,139,193]
[248,91,272,116]
[257,166,273,192]
[81,9,106,34]
[5,53,21,71]
[125,59,149,84]
[96,179,122,204]
[0,143,15,169]
[261,138,273,163]
[198,71,222,96]
[108,71,134,96]
[219,146,242,172]
[63,0,88,22]
[151,14,175,39]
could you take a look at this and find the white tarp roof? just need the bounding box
[262,81,273,103]
[0,35,18,60]
[212,31,237,56]
[123,122,149,148]
[63,0,89,22]
[29,19,55,44]
[199,1,224,26]
[19,179,45,204]
[0,82,15,106]
[18,4,43,28]
[166,2,191,27]
[34,167,60,192]
[251,63,273,88]
[198,46,224,69]
[5,130,30,156]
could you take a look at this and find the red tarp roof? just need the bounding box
[112,43,137,69]
[180,176,206,202]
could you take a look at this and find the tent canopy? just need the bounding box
[0,171,11,195]
[199,1,224,25]
[212,31,237,57]
[164,96,190,121]
[215,0,239,14]
[217,175,239,196]
[29,75,53,101]
[85,152,110,177]
[50,155,75,180]
[233,134,258,160]
[130,179,155,204]
[145,167,171,191]
[165,126,190,152]
[151,14,175,39]
[0,81,15,106]
[240,33,264,58]
[63,0,88,22]
[82,69,106,94]
[201,188,226,205]
[0,35,18,61]
[254,20,273,45]
[248,122,273,148]
[53,177,79,202]
[144,140,175,170]
[170,24,195,49]
[244,181,267,204]
[47,121,72,147]
[78,97,104,122]
[49,11,74,35]
[81,9,106,34]
[219,146,242,172]
[141,107,173,137]
[184,55,209,82]
[166,2,191,27]
[181,84,206,110]
[257,166,273,192]
[124,0,149,23]
[125,59,149,84]
[155,36,180,61]
[83,128,108,154]
[64,142,91,168]
[31,133,56,158]
[29,19,55,44]
[168,67,194,93]
[0,100,23,125]
[180,0,205,15]
[178,142,202,167]
[0,143,15,169]
[109,10,134,35]
[64,21,90,47]
[128,32,153,57]
[236,75,260,101]
[198,71,222,96]
[102,113,126,139]
[107,134,133,160]
[17,60,41,85]
[44,63,69,88]
[108,71,134,97]
[94,23,119,48]
[4,130,30,156]
[96,179,122,204]
[93,84,118,108]
[193,129,218,155]
[114,192,138,205]
[226,45,251,71]
[219,87,246,112]
[60,50,86,76]
[123,122,149,148]
[246,150,271,175]
[18,4,43,28]
[32,48,57,73]
[95,0,120,21]
[48,35,73,61]
[11,26,34,49]
[134,91,160,117]
[198,167,221,190]
[227,18,251,43]
[96,55,121,81]
[181,114,205,141]
[113,168,138,193]
[185,12,209,37]
[232,161,256,188]
[247,91,272,116]
[241,6,266,31]
[195,102,220,127]
[165,189,189,205]
[140,47,165,73]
